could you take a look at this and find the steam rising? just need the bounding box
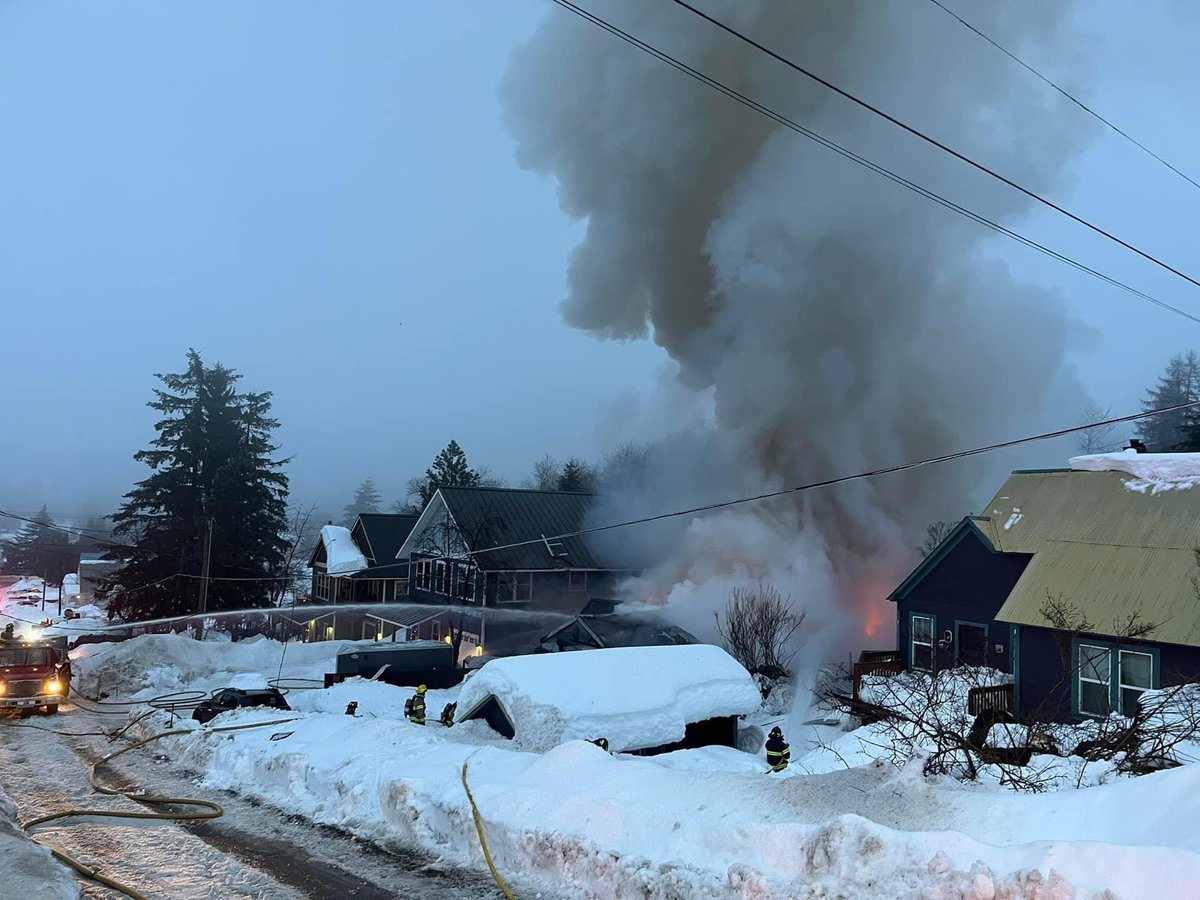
[503,1,1092,658]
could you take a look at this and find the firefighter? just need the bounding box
[440,702,456,728]
[589,737,609,752]
[765,726,790,773]
[57,656,72,697]
[406,684,427,725]
[1,623,13,641]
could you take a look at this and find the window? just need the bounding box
[1078,644,1111,717]
[492,571,532,604]
[910,615,934,671]
[313,572,329,601]
[455,563,477,602]
[569,570,587,592]
[434,561,447,595]
[414,560,431,591]
[1119,650,1153,717]
[432,620,440,642]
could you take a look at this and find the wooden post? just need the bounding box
[193,519,213,640]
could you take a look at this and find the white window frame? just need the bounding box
[1078,643,1112,717]
[434,560,448,595]
[1118,649,1154,718]
[432,620,440,642]
[910,614,934,671]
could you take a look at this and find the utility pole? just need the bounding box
[193,519,213,640]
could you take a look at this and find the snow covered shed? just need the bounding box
[456,644,761,754]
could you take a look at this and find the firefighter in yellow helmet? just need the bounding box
[406,684,428,725]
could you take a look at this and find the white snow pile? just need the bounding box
[0,784,78,898]
[457,644,761,752]
[1070,448,1200,492]
[61,573,79,598]
[319,524,368,575]
[143,701,1200,899]
[71,632,375,699]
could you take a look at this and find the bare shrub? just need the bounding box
[714,582,805,677]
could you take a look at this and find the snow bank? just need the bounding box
[319,525,367,575]
[71,633,376,699]
[158,704,1200,899]
[457,644,761,752]
[0,783,78,898]
[1070,449,1200,491]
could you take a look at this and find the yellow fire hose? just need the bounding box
[18,706,517,899]
[20,717,299,900]
[460,758,516,899]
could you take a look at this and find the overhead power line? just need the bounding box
[24,403,1194,622]
[471,399,1200,559]
[0,509,125,543]
[666,0,1200,293]
[925,0,1200,193]
[547,0,1200,326]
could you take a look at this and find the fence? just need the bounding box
[852,650,904,699]
[967,683,1015,717]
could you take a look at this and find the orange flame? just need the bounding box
[863,609,883,638]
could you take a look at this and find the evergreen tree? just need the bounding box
[1137,352,1200,451]
[0,506,75,580]
[557,457,597,492]
[341,478,382,525]
[416,440,481,507]
[103,350,290,621]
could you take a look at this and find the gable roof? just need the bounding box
[887,516,1006,602]
[397,486,632,571]
[981,468,1200,645]
[352,513,418,565]
[308,525,368,575]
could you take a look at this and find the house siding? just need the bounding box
[894,530,1031,674]
[1014,625,1200,720]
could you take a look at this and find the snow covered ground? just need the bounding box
[0,782,79,899]
[60,634,1200,898]
[0,576,113,641]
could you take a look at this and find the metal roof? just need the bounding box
[984,469,1200,644]
[353,514,418,565]
[364,607,441,628]
[400,486,631,571]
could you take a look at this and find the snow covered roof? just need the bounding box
[457,644,760,753]
[1069,449,1200,490]
[316,525,369,576]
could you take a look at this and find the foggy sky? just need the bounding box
[2,1,1199,527]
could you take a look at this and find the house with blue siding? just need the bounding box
[889,450,1200,721]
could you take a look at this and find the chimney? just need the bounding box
[1127,439,1147,454]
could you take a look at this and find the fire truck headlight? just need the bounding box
[45,679,61,694]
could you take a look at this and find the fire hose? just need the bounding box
[460,756,516,900]
[15,694,299,900]
[17,683,517,898]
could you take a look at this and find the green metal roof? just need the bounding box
[436,486,614,571]
[985,469,1200,644]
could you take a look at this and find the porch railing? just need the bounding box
[851,650,903,699]
[967,683,1015,717]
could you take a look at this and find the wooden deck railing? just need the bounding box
[852,651,904,699]
[967,683,1015,716]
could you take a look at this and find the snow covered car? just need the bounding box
[192,687,290,724]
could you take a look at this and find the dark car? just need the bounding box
[192,687,290,724]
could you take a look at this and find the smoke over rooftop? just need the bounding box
[502,1,1094,656]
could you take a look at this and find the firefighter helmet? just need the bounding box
[417,684,427,694]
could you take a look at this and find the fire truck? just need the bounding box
[0,635,69,715]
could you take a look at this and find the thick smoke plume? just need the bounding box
[502,1,1093,659]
